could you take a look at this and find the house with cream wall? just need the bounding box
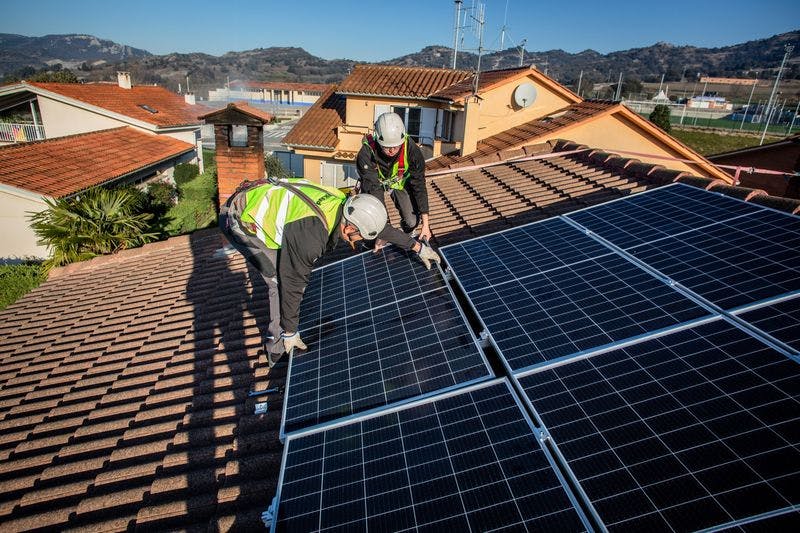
[282,64,733,186]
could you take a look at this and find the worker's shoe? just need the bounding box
[281,332,307,353]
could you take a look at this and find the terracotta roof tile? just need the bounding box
[281,85,345,149]
[0,127,194,197]
[337,64,472,98]
[29,82,201,128]
[430,66,531,102]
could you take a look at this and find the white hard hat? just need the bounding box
[342,194,387,238]
[374,112,406,148]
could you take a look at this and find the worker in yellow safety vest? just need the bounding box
[219,178,440,355]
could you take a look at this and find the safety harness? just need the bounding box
[363,134,410,191]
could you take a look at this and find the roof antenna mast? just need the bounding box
[471,1,486,96]
[452,1,463,69]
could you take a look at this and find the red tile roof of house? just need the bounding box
[281,85,345,150]
[0,127,195,197]
[198,102,274,124]
[230,80,331,92]
[28,82,201,128]
[336,64,473,98]
[1,138,798,530]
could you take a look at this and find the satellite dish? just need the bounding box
[513,82,537,108]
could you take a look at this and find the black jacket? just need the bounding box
[356,137,429,214]
[277,209,342,332]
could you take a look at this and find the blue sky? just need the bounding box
[1,0,798,62]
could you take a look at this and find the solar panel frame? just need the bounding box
[281,272,494,440]
[514,317,800,532]
[272,378,595,533]
[733,292,800,359]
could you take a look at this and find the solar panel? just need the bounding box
[298,247,446,333]
[442,217,611,289]
[517,319,800,532]
[735,294,800,354]
[453,251,710,372]
[565,183,764,249]
[282,285,492,437]
[627,209,800,310]
[275,379,591,532]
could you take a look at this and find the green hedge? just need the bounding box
[0,263,46,311]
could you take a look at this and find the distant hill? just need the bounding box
[2,31,797,96]
[0,33,151,76]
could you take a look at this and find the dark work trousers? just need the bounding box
[390,188,420,234]
[219,194,284,354]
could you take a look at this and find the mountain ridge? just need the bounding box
[2,30,797,93]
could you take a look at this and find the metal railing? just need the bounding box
[0,123,45,143]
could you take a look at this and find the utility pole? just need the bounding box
[576,70,583,98]
[658,73,665,95]
[761,44,794,145]
[518,39,526,67]
[788,100,800,133]
[451,1,463,69]
[614,72,623,101]
[740,77,758,131]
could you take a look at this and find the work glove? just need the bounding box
[281,331,307,353]
[416,241,441,270]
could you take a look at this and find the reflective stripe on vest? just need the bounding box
[240,179,345,249]
[364,134,409,191]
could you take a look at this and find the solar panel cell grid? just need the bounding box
[628,210,800,310]
[442,217,611,290]
[277,381,589,532]
[298,247,445,332]
[465,253,709,371]
[565,183,764,249]
[518,319,800,532]
[284,287,491,435]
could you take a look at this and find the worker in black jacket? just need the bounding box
[219,178,440,355]
[356,112,433,248]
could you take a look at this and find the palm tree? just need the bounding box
[29,187,157,271]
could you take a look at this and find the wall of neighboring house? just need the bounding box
[0,187,48,259]
[37,95,201,151]
[562,113,717,177]
[37,96,123,138]
[343,96,448,152]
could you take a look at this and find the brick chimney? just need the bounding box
[117,71,132,89]
[198,103,273,206]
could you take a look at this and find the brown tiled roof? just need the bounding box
[429,65,582,104]
[0,127,194,197]
[230,80,331,92]
[0,229,284,531]
[29,82,201,128]
[198,102,274,123]
[336,64,472,98]
[2,138,798,530]
[281,85,345,150]
[428,100,617,171]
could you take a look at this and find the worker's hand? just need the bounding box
[281,332,307,353]
[373,238,388,254]
[416,241,441,270]
[417,224,432,242]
